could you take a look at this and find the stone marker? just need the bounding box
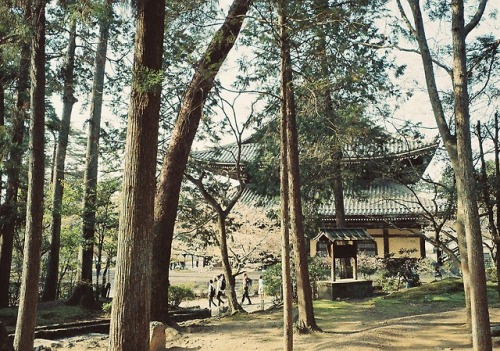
[150,321,166,351]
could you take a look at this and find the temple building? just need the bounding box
[191,133,440,261]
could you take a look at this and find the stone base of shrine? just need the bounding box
[317,279,373,300]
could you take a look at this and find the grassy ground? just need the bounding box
[313,278,488,326]
[0,300,105,333]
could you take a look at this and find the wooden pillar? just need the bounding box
[331,243,336,282]
[383,228,390,256]
[353,242,358,280]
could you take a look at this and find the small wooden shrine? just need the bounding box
[313,228,374,299]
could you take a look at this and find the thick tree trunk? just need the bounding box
[406,0,474,328]
[278,0,319,333]
[451,2,491,349]
[151,0,252,321]
[0,40,30,309]
[13,1,45,349]
[42,19,78,302]
[108,0,164,349]
[278,7,293,348]
[79,1,111,288]
[456,210,472,326]
[217,216,241,313]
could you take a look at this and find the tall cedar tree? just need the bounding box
[151,0,252,321]
[0,34,30,309]
[451,2,491,349]
[108,0,164,349]
[403,0,492,349]
[42,14,78,302]
[277,1,293,348]
[278,0,320,333]
[313,0,346,228]
[13,0,45,348]
[79,0,112,290]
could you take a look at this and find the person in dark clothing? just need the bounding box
[241,273,252,305]
[208,279,216,308]
[216,275,226,306]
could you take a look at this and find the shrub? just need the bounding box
[486,264,497,282]
[102,302,112,315]
[261,257,329,301]
[357,252,378,279]
[262,262,284,301]
[378,249,421,292]
[168,285,195,308]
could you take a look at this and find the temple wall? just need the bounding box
[365,227,421,257]
[389,237,421,257]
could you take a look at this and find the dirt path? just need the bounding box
[35,306,500,351]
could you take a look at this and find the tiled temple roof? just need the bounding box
[191,142,260,166]
[191,135,441,223]
[238,180,439,222]
[318,181,437,221]
[191,137,439,167]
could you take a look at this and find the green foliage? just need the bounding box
[357,252,378,279]
[262,262,284,300]
[102,302,112,315]
[485,263,498,283]
[168,285,195,308]
[133,67,164,94]
[377,249,421,292]
[262,257,329,301]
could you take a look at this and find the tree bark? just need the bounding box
[451,1,491,349]
[79,0,112,288]
[151,0,252,321]
[108,0,164,349]
[217,216,241,313]
[278,5,293,348]
[42,18,78,302]
[13,0,45,348]
[278,0,319,333]
[495,112,500,297]
[0,40,30,308]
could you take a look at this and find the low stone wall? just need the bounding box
[317,280,373,300]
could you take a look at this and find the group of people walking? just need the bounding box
[208,274,227,308]
[207,273,264,309]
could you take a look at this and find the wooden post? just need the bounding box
[353,257,358,280]
[353,242,358,280]
[332,243,336,282]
